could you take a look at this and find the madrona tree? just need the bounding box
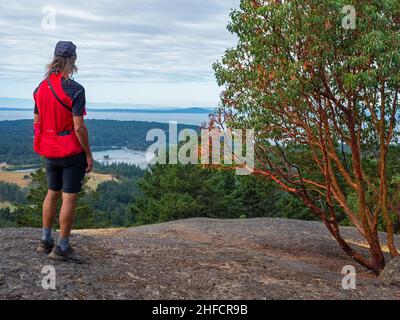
[213,0,400,274]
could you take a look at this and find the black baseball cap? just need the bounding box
[54,41,77,58]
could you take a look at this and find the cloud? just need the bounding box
[0,0,239,106]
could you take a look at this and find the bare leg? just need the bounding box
[42,190,61,229]
[59,193,78,238]
[49,192,83,262]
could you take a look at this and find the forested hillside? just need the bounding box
[133,164,316,225]
[0,120,199,165]
[0,154,324,229]
[0,162,145,228]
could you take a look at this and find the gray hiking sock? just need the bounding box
[59,237,71,252]
[42,228,53,244]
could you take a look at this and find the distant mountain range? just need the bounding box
[0,97,215,114]
[85,107,214,114]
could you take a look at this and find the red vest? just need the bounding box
[33,73,83,159]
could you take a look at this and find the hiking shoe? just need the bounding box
[37,240,54,254]
[49,246,84,264]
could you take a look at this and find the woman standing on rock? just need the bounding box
[33,41,93,264]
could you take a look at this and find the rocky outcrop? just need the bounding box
[0,218,399,300]
[379,257,400,286]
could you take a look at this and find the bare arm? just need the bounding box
[73,116,93,173]
[34,114,40,124]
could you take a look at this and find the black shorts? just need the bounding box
[45,152,87,194]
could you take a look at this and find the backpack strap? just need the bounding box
[46,77,75,135]
[46,77,73,113]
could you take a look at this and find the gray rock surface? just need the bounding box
[0,218,399,300]
[379,257,400,286]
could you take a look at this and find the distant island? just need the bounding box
[0,98,215,114]
[84,107,214,114]
[0,107,213,114]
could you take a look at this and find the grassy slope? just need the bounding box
[0,170,114,190]
[0,171,31,187]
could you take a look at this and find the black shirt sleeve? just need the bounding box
[61,79,87,117]
[72,88,86,117]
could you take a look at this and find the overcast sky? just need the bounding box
[0,0,239,107]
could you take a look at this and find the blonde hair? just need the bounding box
[46,56,78,79]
